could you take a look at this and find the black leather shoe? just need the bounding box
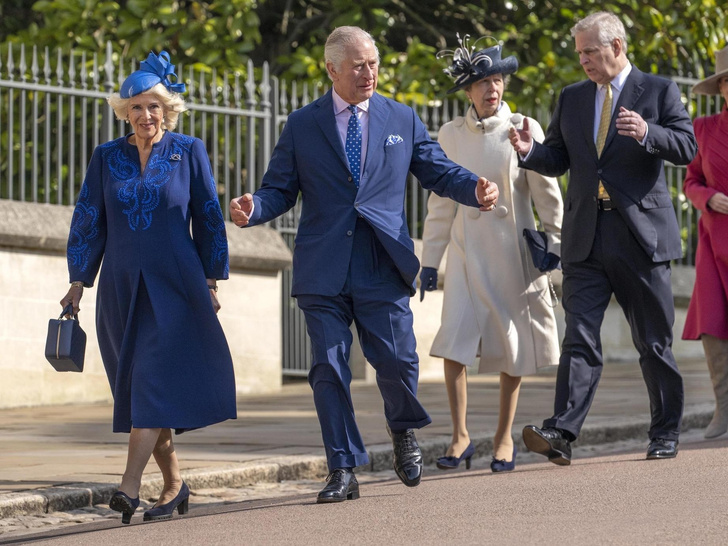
[316,468,360,503]
[388,427,423,487]
[522,425,572,466]
[646,438,678,460]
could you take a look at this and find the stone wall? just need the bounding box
[0,198,703,408]
[0,199,292,409]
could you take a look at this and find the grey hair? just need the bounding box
[107,83,187,131]
[324,26,380,78]
[571,11,628,51]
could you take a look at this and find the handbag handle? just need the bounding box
[59,304,80,323]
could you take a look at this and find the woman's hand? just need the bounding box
[707,192,728,214]
[207,279,221,313]
[60,283,84,316]
[209,289,221,314]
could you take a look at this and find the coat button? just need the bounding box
[494,205,508,218]
[597,169,603,174]
[347,230,353,236]
[348,176,353,182]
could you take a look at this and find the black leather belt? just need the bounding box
[598,198,614,211]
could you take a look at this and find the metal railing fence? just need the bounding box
[0,42,274,212]
[671,76,724,265]
[1,42,720,375]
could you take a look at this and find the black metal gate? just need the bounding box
[277,201,312,377]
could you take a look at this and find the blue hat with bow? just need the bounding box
[437,35,518,94]
[120,51,186,98]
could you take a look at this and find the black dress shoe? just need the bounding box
[316,468,360,503]
[522,425,572,466]
[646,438,678,460]
[389,427,423,487]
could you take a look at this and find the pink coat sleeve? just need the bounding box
[683,117,719,212]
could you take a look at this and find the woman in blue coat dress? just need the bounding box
[59,51,236,524]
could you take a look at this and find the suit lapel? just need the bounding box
[365,93,390,175]
[603,67,645,155]
[580,82,598,156]
[313,90,350,171]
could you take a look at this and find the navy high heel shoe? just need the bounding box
[143,482,190,521]
[490,445,517,473]
[436,442,475,470]
[109,491,140,525]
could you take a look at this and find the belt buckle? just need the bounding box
[598,198,613,211]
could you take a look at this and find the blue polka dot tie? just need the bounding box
[345,105,362,188]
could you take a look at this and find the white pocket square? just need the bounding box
[385,134,404,146]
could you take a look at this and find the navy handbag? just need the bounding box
[45,304,86,372]
[522,228,560,307]
[522,228,561,272]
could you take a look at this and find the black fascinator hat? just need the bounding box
[437,35,518,94]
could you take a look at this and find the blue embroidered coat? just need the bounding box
[67,131,237,433]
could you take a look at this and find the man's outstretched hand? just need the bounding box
[230,194,254,227]
[477,178,499,211]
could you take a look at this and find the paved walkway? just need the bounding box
[0,358,719,518]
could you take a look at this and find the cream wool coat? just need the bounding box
[421,103,563,375]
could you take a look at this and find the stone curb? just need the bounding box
[0,407,713,519]
[366,406,713,472]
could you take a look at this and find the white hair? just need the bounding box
[571,11,628,51]
[107,83,187,131]
[324,26,380,78]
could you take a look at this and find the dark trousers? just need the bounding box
[543,209,684,441]
[297,219,431,471]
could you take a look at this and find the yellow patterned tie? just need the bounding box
[596,83,612,199]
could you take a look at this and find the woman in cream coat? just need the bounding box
[421,40,563,471]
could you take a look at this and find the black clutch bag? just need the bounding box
[522,228,560,272]
[45,304,86,372]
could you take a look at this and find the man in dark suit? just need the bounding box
[230,26,499,502]
[509,11,697,463]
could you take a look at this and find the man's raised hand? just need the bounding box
[508,117,533,156]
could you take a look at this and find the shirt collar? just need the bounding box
[332,88,370,115]
[604,62,632,93]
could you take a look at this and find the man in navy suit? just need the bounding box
[510,11,697,464]
[230,26,499,502]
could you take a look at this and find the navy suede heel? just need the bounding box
[490,445,517,473]
[143,482,190,521]
[436,442,475,470]
[109,491,140,524]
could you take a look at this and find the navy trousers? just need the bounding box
[543,208,684,441]
[297,219,431,471]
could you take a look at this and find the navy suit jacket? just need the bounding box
[248,90,481,296]
[522,67,697,263]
